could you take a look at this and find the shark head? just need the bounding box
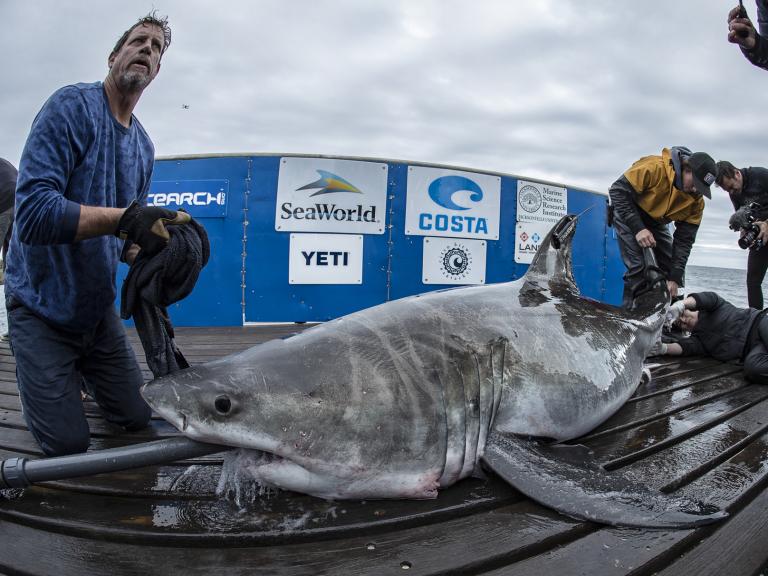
[141,339,317,457]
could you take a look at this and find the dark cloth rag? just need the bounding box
[120,219,210,377]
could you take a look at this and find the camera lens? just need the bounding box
[739,225,760,249]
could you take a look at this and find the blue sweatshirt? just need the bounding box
[6,82,154,331]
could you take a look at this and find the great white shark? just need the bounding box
[141,214,726,528]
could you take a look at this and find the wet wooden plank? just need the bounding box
[3,328,768,575]
[0,501,589,576]
[654,477,768,576]
[579,370,748,442]
[483,528,695,576]
[0,408,179,439]
[583,387,768,464]
[0,476,520,542]
[631,363,743,403]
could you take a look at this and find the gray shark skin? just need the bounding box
[141,215,726,528]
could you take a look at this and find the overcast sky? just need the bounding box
[1,0,765,269]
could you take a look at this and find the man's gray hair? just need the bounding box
[112,11,171,56]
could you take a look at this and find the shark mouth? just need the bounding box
[216,449,283,507]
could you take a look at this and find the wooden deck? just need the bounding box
[1,325,768,575]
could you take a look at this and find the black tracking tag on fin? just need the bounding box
[481,432,727,529]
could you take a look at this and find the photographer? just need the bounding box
[649,292,768,385]
[716,161,768,309]
[727,1,768,70]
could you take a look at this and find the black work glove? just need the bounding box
[116,201,191,256]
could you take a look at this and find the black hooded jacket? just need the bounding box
[728,166,768,220]
[0,158,17,215]
[677,292,763,361]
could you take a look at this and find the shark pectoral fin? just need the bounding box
[480,432,728,529]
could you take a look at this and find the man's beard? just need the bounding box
[117,69,152,92]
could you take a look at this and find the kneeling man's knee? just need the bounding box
[41,433,90,457]
[123,402,152,432]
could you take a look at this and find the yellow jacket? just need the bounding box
[623,148,704,225]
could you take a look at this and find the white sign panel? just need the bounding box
[515,221,555,264]
[516,180,567,224]
[289,233,363,284]
[276,157,388,234]
[405,166,501,240]
[422,237,487,285]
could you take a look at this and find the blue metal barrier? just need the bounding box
[117,154,623,326]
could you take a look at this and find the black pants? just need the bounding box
[7,301,151,456]
[744,315,768,385]
[613,211,674,308]
[746,246,768,309]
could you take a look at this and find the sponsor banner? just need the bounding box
[276,157,388,235]
[148,180,228,217]
[515,221,554,264]
[405,167,501,240]
[516,180,567,224]
[422,237,487,285]
[289,233,363,285]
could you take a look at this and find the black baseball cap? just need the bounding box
[688,152,716,198]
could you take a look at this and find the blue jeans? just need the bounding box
[7,297,151,456]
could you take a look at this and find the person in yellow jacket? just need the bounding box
[609,147,716,309]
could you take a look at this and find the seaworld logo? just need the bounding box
[283,170,377,223]
[297,170,364,197]
[281,203,377,222]
[149,191,226,207]
[419,175,488,235]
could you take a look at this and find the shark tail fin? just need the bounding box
[481,432,727,528]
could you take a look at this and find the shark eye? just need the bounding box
[214,395,232,415]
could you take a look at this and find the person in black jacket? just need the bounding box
[649,292,768,384]
[716,161,768,308]
[728,1,768,70]
[0,158,16,267]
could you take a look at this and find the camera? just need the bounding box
[729,202,764,250]
[736,0,751,39]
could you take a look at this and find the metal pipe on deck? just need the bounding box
[0,437,227,489]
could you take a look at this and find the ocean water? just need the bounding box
[0,266,753,335]
[684,265,749,309]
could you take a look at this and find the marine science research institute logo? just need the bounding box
[518,184,542,213]
[280,170,378,224]
[419,175,488,235]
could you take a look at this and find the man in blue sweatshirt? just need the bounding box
[5,13,189,456]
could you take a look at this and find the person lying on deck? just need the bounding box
[648,292,768,385]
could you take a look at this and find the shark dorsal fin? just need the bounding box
[521,215,579,297]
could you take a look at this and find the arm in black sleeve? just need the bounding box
[743,167,768,219]
[608,176,646,234]
[759,0,768,36]
[668,221,699,285]
[742,30,768,70]
[689,291,725,312]
[677,335,707,357]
